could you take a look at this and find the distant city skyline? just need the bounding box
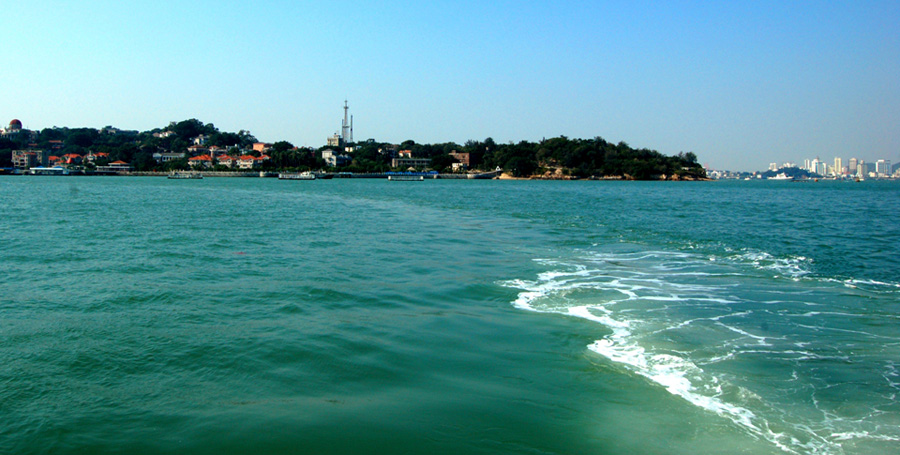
[3,1,898,172]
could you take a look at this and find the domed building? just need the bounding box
[1,118,35,141]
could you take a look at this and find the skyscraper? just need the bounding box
[849,158,858,174]
[876,160,891,177]
[834,157,842,176]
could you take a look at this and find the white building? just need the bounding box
[322,149,351,167]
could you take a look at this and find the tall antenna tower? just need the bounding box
[342,100,351,144]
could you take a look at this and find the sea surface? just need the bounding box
[1,176,898,455]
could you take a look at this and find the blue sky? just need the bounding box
[3,0,898,171]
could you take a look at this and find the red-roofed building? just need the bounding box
[189,154,213,168]
[217,155,235,168]
[237,155,259,170]
[85,151,110,163]
[63,153,83,165]
[97,160,133,172]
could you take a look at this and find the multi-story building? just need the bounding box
[153,152,186,163]
[450,151,472,167]
[96,161,133,172]
[392,157,431,169]
[217,155,235,168]
[322,149,351,167]
[252,142,272,153]
[848,158,858,174]
[188,155,213,168]
[808,158,828,176]
[876,160,891,177]
[834,157,842,176]
[327,133,342,148]
[12,149,48,169]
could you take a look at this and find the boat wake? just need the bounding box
[502,246,900,455]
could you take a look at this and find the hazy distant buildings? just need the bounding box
[808,158,827,176]
[876,160,891,177]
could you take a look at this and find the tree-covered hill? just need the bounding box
[1,119,706,179]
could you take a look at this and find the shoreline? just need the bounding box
[3,170,713,181]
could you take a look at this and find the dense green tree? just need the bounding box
[132,147,157,171]
[66,130,97,148]
[2,118,705,178]
[429,153,458,173]
[506,156,537,177]
[170,119,215,139]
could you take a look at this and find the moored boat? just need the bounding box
[279,171,316,180]
[388,175,425,181]
[769,173,794,181]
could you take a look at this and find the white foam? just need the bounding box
[500,249,869,455]
[726,251,813,279]
[715,322,772,346]
[831,431,900,442]
[846,278,900,288]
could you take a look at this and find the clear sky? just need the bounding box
[3,0,898,171]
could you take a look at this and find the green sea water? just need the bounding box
[2,176,898,454]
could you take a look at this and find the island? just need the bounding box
[0,118,706,180]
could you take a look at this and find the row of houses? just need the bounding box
[11,149,134,172]
[187,154,270,169]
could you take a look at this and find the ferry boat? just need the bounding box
[769,173,794,181]
[27,166,79,176]
[388,175,425,181]
[279,171,316,180]
[168,172,202,179]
